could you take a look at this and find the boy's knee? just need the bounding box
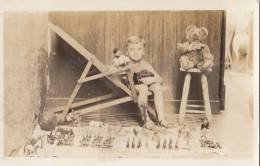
[150,83,162,94]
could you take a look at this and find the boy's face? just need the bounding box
[126,42,145,62]
[115,50,121,57]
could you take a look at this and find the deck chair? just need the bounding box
[48,22,162,127]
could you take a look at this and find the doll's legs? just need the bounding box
[180,56,195,70]
[149,83,168,127]
[197,59,213,71]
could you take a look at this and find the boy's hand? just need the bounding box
[140,77,156,85]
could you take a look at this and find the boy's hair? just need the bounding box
[125,36,146,49]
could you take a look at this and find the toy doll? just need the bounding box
[113,48,131,68]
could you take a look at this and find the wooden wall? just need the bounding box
[48,11,225,113]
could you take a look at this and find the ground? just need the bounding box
[17,69,255,158]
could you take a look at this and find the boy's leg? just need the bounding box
[135,84,152,122]
[149,83,167,127]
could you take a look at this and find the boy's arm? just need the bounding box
[153,70,163,84]
[142,62,163,84]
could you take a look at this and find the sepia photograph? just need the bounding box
[0,0,259,165]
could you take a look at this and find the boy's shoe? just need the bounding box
[141,119,166,132]
[158,119,168,128]
[143,120,156,130]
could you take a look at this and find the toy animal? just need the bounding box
[177,25,214,71]
[55,127,74,145]
[23,135,45,156]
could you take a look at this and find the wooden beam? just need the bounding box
[59,60,93,121]
[108,76,132,96]
[73,96,133,115]
[71,93,117,108]
[186,105,204,108]
[78,64,138,84]
[186,110,206,114]
[147,105,157,119]
[126,70,137,103]
[51,93,118,113]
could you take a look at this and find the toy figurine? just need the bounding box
[55,127,74,145]
[163,138,167,149]
[156,139,161,149]
[201,119,209,130]
[80,136,90,147]
[184,127,193,147]
[145,139,149,148]
[132,138,135,148]
[113,48,131,68]
[201,119,210,139]
[168,138,173,150]
[137,138,142,148]
[47,131,56,145]
[175,138,180,150]
[126,137,130,148]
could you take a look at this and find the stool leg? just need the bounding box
[201,74,212,122]
[179,73,191,124]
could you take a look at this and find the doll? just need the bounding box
[113,48,131,68]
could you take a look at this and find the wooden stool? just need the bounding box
[179,68,213,124]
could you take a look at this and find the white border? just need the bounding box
[0,0,259,166]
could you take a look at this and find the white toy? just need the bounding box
[113,48,131,68]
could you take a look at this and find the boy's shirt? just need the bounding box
[130,59,163,84]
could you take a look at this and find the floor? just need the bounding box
[18,70,255,158]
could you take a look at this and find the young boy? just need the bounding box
[125,36,168,128]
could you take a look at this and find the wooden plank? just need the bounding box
[133,11,149,62]
[72,93,117,108]
[162,12,178,101]
[147,105,157,119]
[219,11,226,110]
[187,105,204,108]
[119,11,135,52]
[186,110,206,114]
[162,11,177,61]
[59,60,93,121]
[207,10,222,101]
[51,86,160,114]
[74,96,133,115]
[104,12,120,65]
[148,11,163,62]
[126,70,137,103]
[108,77,132,96]
[50,93,117,113]
[175,11,192,100]
[78,64,138,84]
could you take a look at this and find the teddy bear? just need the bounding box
[177,25,214,71]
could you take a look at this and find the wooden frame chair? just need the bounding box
[48,22,159,125]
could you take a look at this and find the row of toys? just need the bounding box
[79,133,115,148]
[23,119,224,156]
[123,120,223,151]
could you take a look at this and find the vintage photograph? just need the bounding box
[2,3,258,162]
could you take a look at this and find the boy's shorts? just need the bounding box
[134,83,159,93]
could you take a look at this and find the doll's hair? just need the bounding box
[113,48,120,54]
[125,36,146,49]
